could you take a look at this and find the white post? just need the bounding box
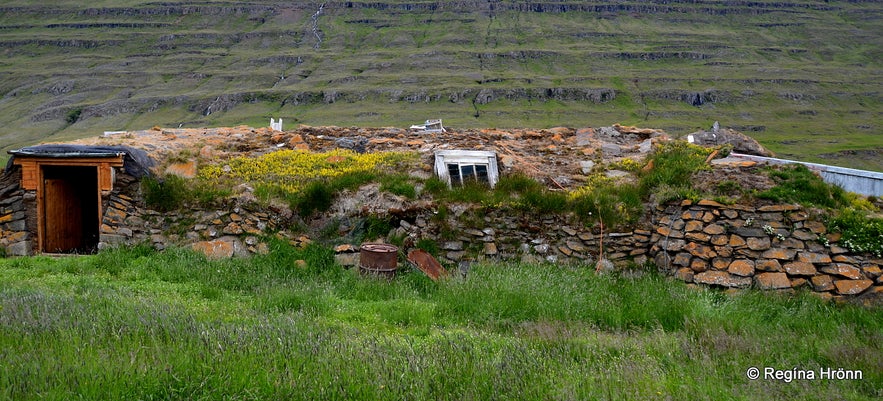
[270,118,283,131]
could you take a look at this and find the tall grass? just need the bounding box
[0,245,880,400]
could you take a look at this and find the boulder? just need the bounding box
[694,271,751,288]
[755,272,791,290]
[687,127,773,157]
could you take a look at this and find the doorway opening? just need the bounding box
[41,165,99,253]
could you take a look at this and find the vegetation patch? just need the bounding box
[828,209,883,257]
[758,164,849,208]
[141,174,188,212]
[0,246,879,400]
[198,149,418,215]
[199,149,416,194]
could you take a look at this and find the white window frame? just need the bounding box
[433,150,499,188]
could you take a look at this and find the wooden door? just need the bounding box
[43,178,83,253]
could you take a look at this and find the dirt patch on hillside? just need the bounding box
[692,165,777,195]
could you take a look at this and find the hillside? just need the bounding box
[0,1,881,170]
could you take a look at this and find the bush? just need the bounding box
[570,179,644,229]
[65,108,82,124]
[495,173,545,194]
[141,175,188,212]
[292,180,334,218]
[329,170,376,192]
[639,141,713,192]
[423,177,448,195]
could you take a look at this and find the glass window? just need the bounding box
[446,162,490,186]
[461,164,476,182]
[447,163,461,185]
[475,164,488,183]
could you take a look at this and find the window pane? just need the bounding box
[475,164,489,183]
[461,165,476,181]
[447,163,461,185]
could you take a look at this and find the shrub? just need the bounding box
[447,180,493,203]
[570,178,644,229]
[518,188,569,214]
[353,215,392,243]
[292,180,334,218]
[65,107,82,124]
[199,149,416,196]
[495,173,545,194]
[423,177,448,195]
[639,140,714,201]
[141,174,188,212]
[329,170,376,192]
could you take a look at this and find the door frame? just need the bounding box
[13,156,124,253]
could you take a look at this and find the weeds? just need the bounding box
[828,209,883,257]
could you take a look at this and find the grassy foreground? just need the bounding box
[0,243,880,400]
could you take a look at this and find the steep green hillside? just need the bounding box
[0,1,880,170]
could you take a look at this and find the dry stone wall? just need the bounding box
[0,169,31,256]
[2,163,881,301]
[387,207,652,267]
[648,199,882,300]
[98,172,292,258]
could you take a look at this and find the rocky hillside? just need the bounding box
[0,1,880,170]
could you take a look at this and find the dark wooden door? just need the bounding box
[43,178,83,253]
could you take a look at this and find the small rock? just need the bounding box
[694,271,751,288]
[442,241,464,251]
[192,239,234,260]
[755,272,791,290]
[783,262,817,276]
[335,253,359,267]
[483,242,498,256]
[811,275,835,292]
[834,280,873,295]
[728,260,755,277]
[334,244,357,253]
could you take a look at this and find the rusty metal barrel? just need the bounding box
[359,243,398,277]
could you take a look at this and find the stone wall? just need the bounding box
[389,206,652,267]
[2,163,881,301]
[98,172,292,258]
[648,199,882,300]
[0,168,31,256]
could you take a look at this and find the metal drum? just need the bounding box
[359,243,398,277]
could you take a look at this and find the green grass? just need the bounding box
[758,164,849,208]
[0,244,880,400]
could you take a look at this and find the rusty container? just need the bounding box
[359,243,399,277]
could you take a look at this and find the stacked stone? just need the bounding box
[0,170,29,256]
[100,192,142,246]
[98,177,285,256]
[650,199,882,299]
[399,208,651,266]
